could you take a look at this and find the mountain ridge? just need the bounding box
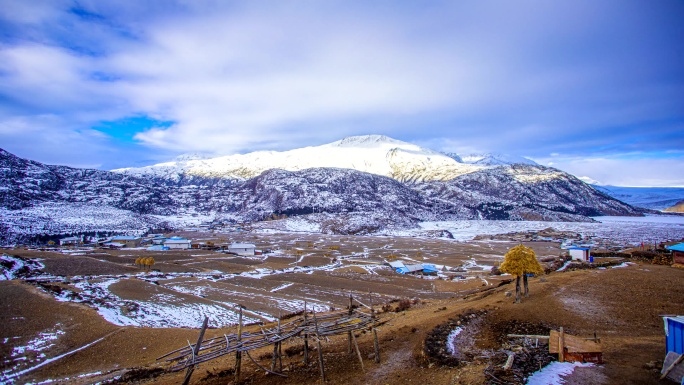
[113,135,539,183]
[0,144,643,243]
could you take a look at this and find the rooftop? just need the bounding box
[666,243,684,252]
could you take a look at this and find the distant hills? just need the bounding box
[664,200,684,213]
[592,185,684,210]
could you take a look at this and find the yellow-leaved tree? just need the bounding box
[499,244,544,303]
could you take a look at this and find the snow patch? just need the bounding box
[526,361,594,385]
[446,327,463,355]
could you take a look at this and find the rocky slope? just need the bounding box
[415,164,641,221]
[664,200,684,213]
[0,146,643,242]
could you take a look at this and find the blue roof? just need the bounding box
[666,243,684,252]
[568,247,590,250]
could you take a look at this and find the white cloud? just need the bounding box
[0,1,682,187]
[535,155,684,187]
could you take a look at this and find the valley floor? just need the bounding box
[1,235,683,384]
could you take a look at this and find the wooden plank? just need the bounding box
[549,330,602,354]
[661,351,684,382]
[507,334,550,339]
[181,316,208,385]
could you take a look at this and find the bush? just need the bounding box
[395,299,411,312]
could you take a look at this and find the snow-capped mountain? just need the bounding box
[0,144,643,243]
[114,135,486,183]
[458,153,538,166]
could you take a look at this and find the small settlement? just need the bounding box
[56,234,260,256]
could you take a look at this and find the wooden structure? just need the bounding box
[666,243,684,265]
[549,328,603,363]
[158,295,381,383]
[661,351,684,383]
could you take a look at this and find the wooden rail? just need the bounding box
[158,294,381,382]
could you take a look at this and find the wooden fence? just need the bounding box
[158,294,381,384]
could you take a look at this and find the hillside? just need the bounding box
[0,145,643,242]
[664,200,684,213]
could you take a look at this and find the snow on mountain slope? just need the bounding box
[415,165,642,221]
[459,153,538,166]
[0,146,645,242]
[114,135,485,183]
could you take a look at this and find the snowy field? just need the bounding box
[394,214,684,244]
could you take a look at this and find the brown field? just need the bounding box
[1,232,683,384]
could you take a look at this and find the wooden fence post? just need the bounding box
[272,308,280,372]
[558,327,565,363]
[235,307,243,382]
[348,293,353,354]
[351,332,365,372]
[304,301,309,364]
[370,293,380,363]
[313,310,326,383]
[182,316,208,385]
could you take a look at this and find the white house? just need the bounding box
[568,247,591,262]
[109,236,142,248]
[59,236,80,246]
[164,236,191,250]
[228,243,256,256]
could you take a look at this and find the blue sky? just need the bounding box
[0,1,683,186]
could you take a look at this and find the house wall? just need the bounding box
[569,249,588,261]
[166,243,190,250]
[229,247,255,256]
[674,251,684,265]
[666,318,684,354]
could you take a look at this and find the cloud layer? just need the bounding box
[0,1,683,185]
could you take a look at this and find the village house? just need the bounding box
[666,243,684,265]
[568,247,592,262]
[109,236,142,248]
[164,236,191,250]
[661,316,684,383]
[59,236,80,246]
[228,243,256,256]
[386,261,439,275]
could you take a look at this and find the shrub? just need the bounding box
[395,299,411,312]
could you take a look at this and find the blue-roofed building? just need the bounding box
[164,236,191,250]
[387,261,439,275]
[568,247,591,262]
[147,245,169,251]
[664,316,684,355]
[666,243,684,265]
